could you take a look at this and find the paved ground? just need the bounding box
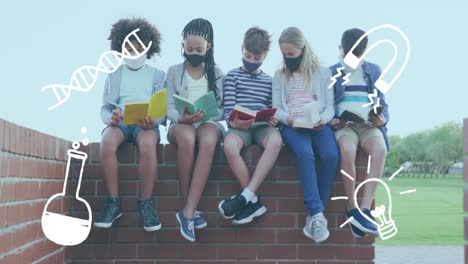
[375,246,464,264]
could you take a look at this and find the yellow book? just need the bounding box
[123,89,167,125]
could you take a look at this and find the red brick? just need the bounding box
[0,250,20,264]
[258,245,296,259]
[0,119,4,151]
[217,245,258,259]
[177,244,217,259]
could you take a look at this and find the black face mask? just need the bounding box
[184,52,205,67]
[284,53,303,72]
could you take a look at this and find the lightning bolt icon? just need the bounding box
[341,72,351,85]
[362,89,381,114]
[328,66,345,89]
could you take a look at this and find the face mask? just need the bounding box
[184,52,205,67]
[242,58,262,73]
[284,53,303,72]
[124,55,146,70]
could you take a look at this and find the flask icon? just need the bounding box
[41,141,92,246]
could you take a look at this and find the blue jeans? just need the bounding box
[280,125,339,216]
[102,122,160,143]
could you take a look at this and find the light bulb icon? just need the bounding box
[353,178,397,240]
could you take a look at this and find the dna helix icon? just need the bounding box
[41,28,152,111]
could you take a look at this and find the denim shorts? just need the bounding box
[102,122,160,143]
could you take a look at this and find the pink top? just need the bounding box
[286,73,317,118]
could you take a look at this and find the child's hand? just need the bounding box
[286,116,295,127]
[137,116,154,130]
[330,118,345,130]
[230,115,254,130]
[266,116,278,127]
[108,109,123,126]
[371,114,386,127]
[312,120,325,131]
[178,107,205,124]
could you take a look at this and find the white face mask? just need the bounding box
[124,55,146,70]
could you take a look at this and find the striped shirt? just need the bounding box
[223,67,273,123]
[336,65,371,118]
[286,73,317,118]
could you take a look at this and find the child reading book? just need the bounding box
[329,28,390,238]
[218,27,283,225]
[272,27,339,243]
[165,18,225,242]
[95,17,165,232]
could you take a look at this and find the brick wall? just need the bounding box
[0,119,71,264]
[0,118,375,264]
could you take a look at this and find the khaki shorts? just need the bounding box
[334,122,383,149]
[226,125,279,149]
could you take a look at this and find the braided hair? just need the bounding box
[182,18,221,105]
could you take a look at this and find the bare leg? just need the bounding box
[136,130,159,200]
[247,132,283,192]
[100,127,125,197]
[361,136,387,209]
[183,123,220,218]
[337,136,358,210]
[170,124,196,200]
[223,134,249,188]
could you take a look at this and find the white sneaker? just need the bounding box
[303,212,330,243]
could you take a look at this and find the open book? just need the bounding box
[339,106,383,123]
[293,101,321,129]
[173,91,219,121]
[123,89,167,125]
[229,105,277,122]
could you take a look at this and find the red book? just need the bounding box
[229,105,277,122]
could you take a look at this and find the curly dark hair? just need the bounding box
[108,17,161,59]
[243,27,271,54]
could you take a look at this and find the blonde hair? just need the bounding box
[278,27,319,88]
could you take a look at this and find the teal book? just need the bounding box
[173,91,219,121]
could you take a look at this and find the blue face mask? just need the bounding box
[242,58,262,73]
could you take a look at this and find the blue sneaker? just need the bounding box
[194,210,207,229]
[137,198,162,232]
[176,210,195,242]
[232,199,267,225]
[94,197,123,228]
[362,208,380,237]
[349,208,379,235]
[346,210,366,238]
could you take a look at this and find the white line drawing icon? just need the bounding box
[41,128,91,246]
[354,178,397,240]
[42,28,151,111]
[343,24,410,94]
[332,155,416,240]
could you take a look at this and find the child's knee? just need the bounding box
[176,130,196,147]
[264,133,283,150]
[223,136,243,156]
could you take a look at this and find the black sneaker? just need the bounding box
[218,194,247,219]
[232,199,267,225]
[137,198,162,232]
[94,197,123,228]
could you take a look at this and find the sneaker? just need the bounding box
[346,210,366,238]
[232,199,267,225]
[362,208,380,237]
[194,210,207,229]
[348,208,379,235]
[94,197,123,228]
[176,210,195,242]
[218,194,247,219]
[137,198,162,232]
[303,212,330,243]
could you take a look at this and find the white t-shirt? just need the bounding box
[186,71,208,102]
[118,64,155,111]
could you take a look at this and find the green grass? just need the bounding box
[374,174,464,245]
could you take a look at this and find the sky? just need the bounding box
[0,0,466,142]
